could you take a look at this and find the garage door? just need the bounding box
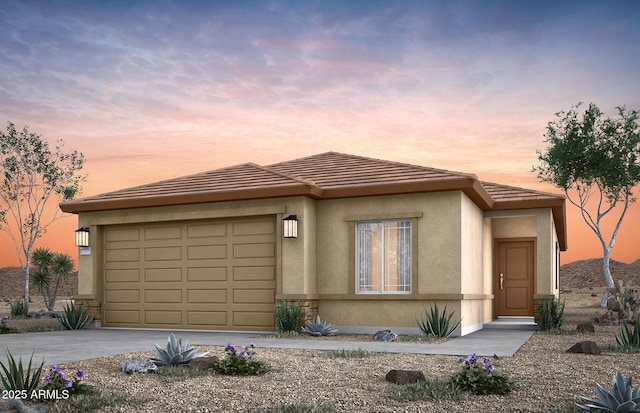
[102,216,276,331]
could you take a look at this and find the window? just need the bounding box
[355,219,412,293]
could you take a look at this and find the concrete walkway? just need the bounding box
[0,328,534,366]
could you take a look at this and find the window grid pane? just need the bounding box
[356,220,411,294]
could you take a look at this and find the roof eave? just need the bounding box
[60,184,323,213]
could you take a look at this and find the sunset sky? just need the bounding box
[1,1,639,269]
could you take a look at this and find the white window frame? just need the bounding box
[355,219,412,294]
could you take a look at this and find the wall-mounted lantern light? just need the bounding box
[75,227,91,255]
[282,215,298,239]
[75,227,90,247]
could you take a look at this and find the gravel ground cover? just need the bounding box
[9,289,634,413]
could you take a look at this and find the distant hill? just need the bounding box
[559,258,640,290]
[0,267,78,301]
[1,259,639,300]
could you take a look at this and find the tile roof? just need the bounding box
[60,151,566,247]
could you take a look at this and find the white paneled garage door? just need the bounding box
[102,216,276,331]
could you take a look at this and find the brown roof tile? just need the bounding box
[60,152,566,249]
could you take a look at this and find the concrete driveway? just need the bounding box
[0,327,534,366]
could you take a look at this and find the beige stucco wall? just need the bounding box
[459,194,490,334]
[74,190,560,335]
[315,191,463,297]
[485,208,558,301]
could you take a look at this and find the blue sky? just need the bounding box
[1,0,639,264]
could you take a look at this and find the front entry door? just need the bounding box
[494,239,535,317]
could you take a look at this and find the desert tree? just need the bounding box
[0,122,85,304]
[534,102,640,306]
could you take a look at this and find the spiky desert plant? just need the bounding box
[301,316,338,337]
[148,333,208,366]
[417,303,461,338]
[275,300,302,334]
[537,296,565,331]
[577,371,640,411]
[0,349,44,393]
[57,302,94,330]
[617,317,640,348]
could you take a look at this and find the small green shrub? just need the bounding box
[275,300,302,333]
[214,343,271,376]
[416,303,461,338]
[245,400,337,413]
[388,378,470,401]
[0,349,45,393]
[321,348,375,359]
[0,316,17,334]
[57,302,94,330]
[448,353,515,395]
[576,371,640,411]
[10,299,29,317]
[616,317,640,348]
[537,297,565,331]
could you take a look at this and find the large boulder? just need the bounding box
[121,358,158,374]
[566,341,601,355]
[188,356,220,370]
[385,369,426,385]
[576,323,595,334]
[372,330,398,342]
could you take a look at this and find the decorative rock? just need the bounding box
[121,358,158,374]
[576,323,595,334]
[372,330,398,342]
[385,369,426,385]
[188,356,220,370]
[566,341,601,355]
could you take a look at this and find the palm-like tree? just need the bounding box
[31,248,74,311]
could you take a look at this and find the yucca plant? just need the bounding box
[616,317,640,348]
[576,371,640,411]
[148,333,209,366]
[57,302,95,330]
[417,303,461,338]
[275,300,302,334]
[538,296,565,331]
[301,315,338,337]
[0,349,45,393]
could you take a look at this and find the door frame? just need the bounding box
[493,237,537,319]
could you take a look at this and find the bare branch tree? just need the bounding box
[0,122,85,304]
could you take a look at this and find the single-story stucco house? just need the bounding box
[60,152,566,336]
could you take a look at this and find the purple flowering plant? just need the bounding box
[42,364,90,396]
[449,353,515,395]
[214,343,271,376]
[0,316,16,334]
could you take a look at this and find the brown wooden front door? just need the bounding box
[494,239,535,317]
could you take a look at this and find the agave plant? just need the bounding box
[616,317,640,348]
[0,349,45,393]
[577,372,640,412]
[300,315,338,336]
[148,333,209,366]
[416,303,461,339]
[57,302,95,330]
